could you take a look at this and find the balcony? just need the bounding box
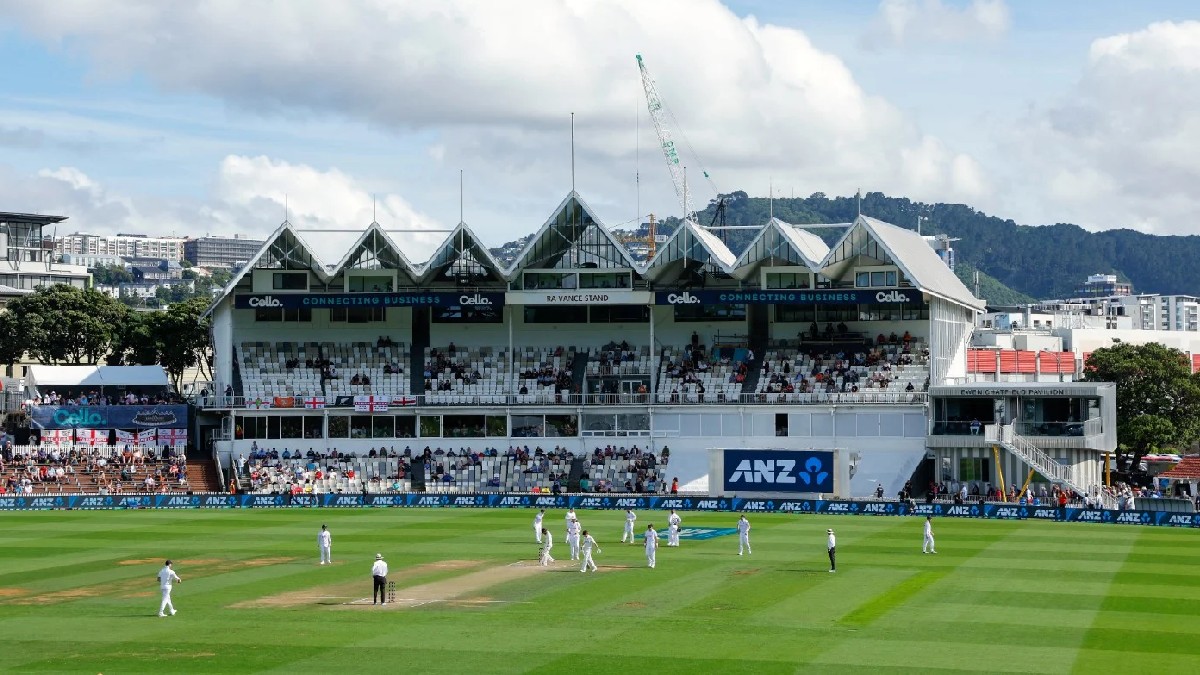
[926,417,1104,450]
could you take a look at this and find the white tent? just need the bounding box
[26,365,170,393]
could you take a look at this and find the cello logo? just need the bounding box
[248,295,283,308]
[875,291,911,303]
[666,292,701,305]
[52,407,108,427]
[460,294,492,305]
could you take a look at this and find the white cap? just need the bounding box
[827,529,833,534]
[375,553,383,560]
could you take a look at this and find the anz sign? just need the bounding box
[722,450,834,493]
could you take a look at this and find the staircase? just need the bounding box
[987,424,1115,508]
[187,460,225,492]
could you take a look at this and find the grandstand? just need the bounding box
[189,196,1118,503]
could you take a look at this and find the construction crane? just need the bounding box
[636,54,727,231]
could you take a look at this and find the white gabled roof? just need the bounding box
[733,217,832,280]
[327,222,420,284]
[417,221,507,284]
[643,219,737,282]
[205,220,330,316]
[821,215,984,311]
[506,191,639,274]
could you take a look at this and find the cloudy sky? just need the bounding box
[0,0,1196,263]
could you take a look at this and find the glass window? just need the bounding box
[486,415,507,437]
[870,271,886,286]
[267,416,281,440]
[512,415,543,437]
[279,416,302,439]
[394,416,416,438]
[348,274,393,292]
[590,305,649,323]
[303,416,323,439]
[330,307,386,323]
[444,415,485,437]
[766,272,811,290]
[432,302,502,323]
[855,272,870,287]
[523,271,576,289]
[524,306,587,323]
[579,272,631,289]
[372,416,394,438]
[885,271,897,286]
[419,416,442,438]
[545,414,578,437]
[328,416,349,438]
[255,307,282,322]
[272,272,308,290]
[350,416,372,439]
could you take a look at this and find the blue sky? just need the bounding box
[0,0,1197,261]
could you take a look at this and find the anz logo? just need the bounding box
[78,497,109,508]
[862,503,890,514]
[1114,512,1145,525]
[332,496,361,506]
[742,501,768,511]
[695,500,720,510]
[946,505,972,516]
[660,499,685,509]
[416,496,443,506]
[826,503,851,512]
[166,496,195,507]
[251,496,280,506]
[1032,508,1057,519]
[993,507,1020,519]
[728,459,797,484]
[248,295,283,308]
[1076,511,1102,522]
[1166,514,1196,527]
[534,497,559,506]
[666,292,701,305]
[30,497,59,508]
[615,498,642,508]
[453,496,481,506]
[577,497,604,508]
[875,291,911,303]
[498,496,525,506]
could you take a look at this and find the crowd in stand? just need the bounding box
[761,341,925,395]
[0,443,188,494]
[28,390,181,407]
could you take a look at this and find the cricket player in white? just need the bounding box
[534,509,545,543]
[568,518,582,560]
[539,528,555,566]
[565,508,577,527]
[644,524,659,568]
[156,559,181,617]
[922,516,936,554]
[318,524,332,565]
[580,530,601,572]
[622,509,637,544]
[667,510,682,546]
[827,529,837,572]
[737,515,752,555]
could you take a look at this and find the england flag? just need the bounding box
[303,396,326,409]
[354,395,389,412]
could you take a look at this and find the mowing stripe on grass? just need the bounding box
[840,569,946,626]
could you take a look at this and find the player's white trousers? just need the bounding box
[159,587,175,614]
[581,551,597,572]
[646,547,656,568]
[319,544,331,564]
[739,533,751,554]
[923,535,935,552]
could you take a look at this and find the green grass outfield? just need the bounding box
[1,509,1198,674]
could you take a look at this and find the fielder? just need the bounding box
[565,507,577,527]
[534,509,545,543]
[318,524,332,565]
[580,530,601,572]
[644,524,659,568]
[827,529,837,573]
[568,517,582,560]
[737,515,752,555]
[667,509,682,546]
[922,516,936,554]
[156,559,181,617]
[622,509,637,544]
[539,528,555,566]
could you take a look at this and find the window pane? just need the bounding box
[856,272,869,287]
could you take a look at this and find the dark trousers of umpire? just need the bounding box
[828,547,836,571]
[373,575,387,604]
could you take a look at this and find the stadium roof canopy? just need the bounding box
[733,217,831,281]
[26,365,170,390]
[328,222,421,286]
[507,192,639,275]
[0,211,68,226]
[819,216,984,311]
[419,221,507,284]
[642,218,737,284]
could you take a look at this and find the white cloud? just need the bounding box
[1008,20,1200,233]
[864,0,1010,49]
[0,0,994,225]
[0,156,448,263]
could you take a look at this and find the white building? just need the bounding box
[53,232,185,261]
[0,212,91,302]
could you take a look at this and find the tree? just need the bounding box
[3,286,129,364]
[108,310,161,366]
[1083,342,1200,472]
[154,296,212,390]
[0,311,28,366]
[91,263,133,286]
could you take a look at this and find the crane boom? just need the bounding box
[636,54,694,220]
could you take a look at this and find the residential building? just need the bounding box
[53,232,185,261]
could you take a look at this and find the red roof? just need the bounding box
[1159,456,1200,480]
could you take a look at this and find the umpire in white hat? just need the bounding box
[371,553,389,605]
